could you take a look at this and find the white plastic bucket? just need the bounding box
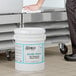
[14,27,46,71]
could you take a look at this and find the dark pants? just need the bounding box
[66,0,76,53]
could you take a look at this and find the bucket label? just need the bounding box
[15,43,44,64]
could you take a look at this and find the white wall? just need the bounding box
[0,0,22,13]
[43,0,65,8]
[23,0,38,6]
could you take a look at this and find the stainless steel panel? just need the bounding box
[0,24,17,33]
[0,14,20,24]
[0,41,14,50]
[0,33,14,41]
[23,12,67,23]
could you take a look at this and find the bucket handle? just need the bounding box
[20,13,24,28]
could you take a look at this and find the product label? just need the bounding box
[15,43,44,64]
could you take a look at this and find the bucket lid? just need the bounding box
[14,27,46,34]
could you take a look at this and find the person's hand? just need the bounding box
[23,4,41,11]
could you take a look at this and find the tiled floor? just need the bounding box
[0,45,76,76]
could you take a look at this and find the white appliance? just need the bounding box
[0,0,23,14]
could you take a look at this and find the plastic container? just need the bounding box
[14,27,46,71]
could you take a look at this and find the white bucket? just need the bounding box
[14,27,46,71]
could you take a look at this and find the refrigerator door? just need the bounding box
[0,0,23,14]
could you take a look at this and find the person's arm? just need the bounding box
[36,0,44,8]
[23,0,44,11]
